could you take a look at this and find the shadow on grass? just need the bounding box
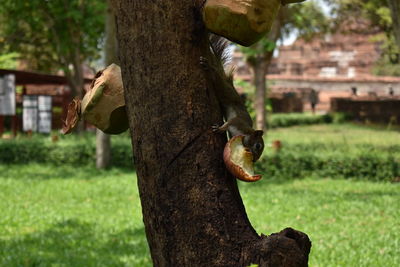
[0,219,150,266]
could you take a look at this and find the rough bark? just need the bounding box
[96,0,118,169]
[112,1,311,266]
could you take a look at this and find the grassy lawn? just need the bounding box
[0,165,149,267]
[266,123,400,147]
[0,163,398,267]
[241,178,399,267]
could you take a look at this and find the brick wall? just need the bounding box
[330,97,400,123]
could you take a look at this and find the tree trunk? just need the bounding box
[250,12,282,131]
[96,130,111,168]
[253,52,267,131]
[96,0,117,169]
[250,48,274,131]
[112,1,311,266]
[387,0,400,50]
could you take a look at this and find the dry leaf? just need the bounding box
[62,98,81,134]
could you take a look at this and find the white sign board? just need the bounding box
[38,112,52,133]
[0,74,16,115]
[38,96,52,133]
[22,95,52,133]
[23,96,38,132]
[38,95,52,111]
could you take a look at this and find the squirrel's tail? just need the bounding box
[209,34,234,81]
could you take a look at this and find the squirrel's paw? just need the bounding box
[199,56,210,70]
[212,124,223,133]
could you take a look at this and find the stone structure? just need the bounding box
[264,75,400,112]
[269,30,382,78]
[331,96,400,124]
[233,27,400,113]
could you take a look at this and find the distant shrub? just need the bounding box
[256,143,400,182]
[269,113,334,128]
[1,131,398,181]
[0,135,133,169]
[330,112,353,124]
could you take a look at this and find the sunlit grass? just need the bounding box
[0,164,398,266]
[266,123,400,146]
[240,177,399,267]
[0,164,150,267]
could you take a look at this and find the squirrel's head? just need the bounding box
[243,130,264,162]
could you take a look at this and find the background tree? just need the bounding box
[327,0,400,75]
[241,1,329,130]
[0,0,106,98]
[387,0,400,49]
[96,0,118,169]
[111,0,310,265]
[0,53,19,69]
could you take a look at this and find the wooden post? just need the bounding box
[12,115,18,137]
[0,115,4,137]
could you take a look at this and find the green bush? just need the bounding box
[0,135,134,169]
[330,112,353,124]
[256,143,400,182]
[269,113,334,128]
[0,130,400,181]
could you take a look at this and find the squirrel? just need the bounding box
[200,34,264,162]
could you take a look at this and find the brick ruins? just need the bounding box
[234,27,400,114]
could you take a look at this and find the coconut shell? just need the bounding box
[81,64,128,134]
[223,135,262,182]
[202,0,281,46]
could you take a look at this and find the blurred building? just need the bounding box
[0,68,92,135]
[234,24,400,113]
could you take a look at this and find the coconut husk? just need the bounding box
[62,98,81,134]
[80,64,128,134]
[203,0,281,46]
[223,135,262,182]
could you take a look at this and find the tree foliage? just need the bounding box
[0,52,19,69]
[239,1,329,130]
[328,0,400,75]
[241,1,329,62]
[281,1,331,41]
[0,0,106,95]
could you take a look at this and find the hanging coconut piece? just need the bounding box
[202,0,281,46]
[62,64,129,135]
[62,98,81,134]
[80,63,128,134]
[223,135,262,182]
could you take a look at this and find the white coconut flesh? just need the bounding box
[229,137,255,176]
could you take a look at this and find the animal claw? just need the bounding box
[200,56,209,69]
[212,124,222,132]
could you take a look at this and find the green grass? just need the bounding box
[255,124,400,181]
[0,164,150,267]
[0,164,398,266]
[266,123,400,147]
[241,178,399,267]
